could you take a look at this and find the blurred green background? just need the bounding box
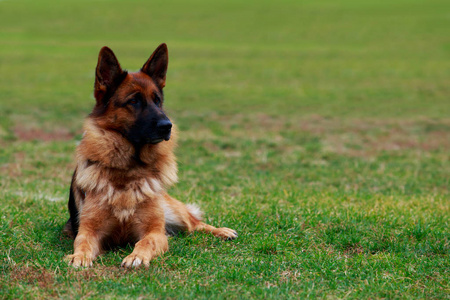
[1,0,449,133]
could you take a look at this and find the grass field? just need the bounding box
[1,0,449,298]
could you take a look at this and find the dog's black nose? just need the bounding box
[157,119,172,134]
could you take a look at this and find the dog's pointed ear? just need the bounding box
[94,47,125,102]
[141,43,168,89]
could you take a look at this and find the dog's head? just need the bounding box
[90,44,172,147]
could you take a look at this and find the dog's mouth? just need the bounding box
[147,134,170,144]
[149,138,164,144]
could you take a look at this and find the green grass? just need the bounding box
[1,0,449,298]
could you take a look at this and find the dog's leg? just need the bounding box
[163,194,238,240]
[66,199,111,267]
[192,221,238,240]
[122,200,168,268]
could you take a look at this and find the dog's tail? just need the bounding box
[162,194,203,235]
[162,193,237,240]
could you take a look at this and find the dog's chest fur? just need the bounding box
[75,161,164,221]
[73,119,178,222]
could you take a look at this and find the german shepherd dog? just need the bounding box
[64,44,237,268]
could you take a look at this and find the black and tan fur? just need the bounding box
[64,43,237,268]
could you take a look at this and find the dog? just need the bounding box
[64,43,237,268]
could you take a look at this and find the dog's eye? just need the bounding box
[127,98,140,106]
[154,95,162,107]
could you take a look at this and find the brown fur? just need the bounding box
[65,44,237,268]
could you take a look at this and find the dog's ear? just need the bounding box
[141,43,168,89]
[94,47,125,103]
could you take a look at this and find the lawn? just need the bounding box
[1,0,449,298]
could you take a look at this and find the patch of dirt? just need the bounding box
[280,270,300,283]
[1,154,24,178]
[9,266,55,289]
[204,113,450,157]
[321,122,450,157]
[343,243,364,256]
[13,126,74,141]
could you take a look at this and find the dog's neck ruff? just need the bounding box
[74,118,178,222]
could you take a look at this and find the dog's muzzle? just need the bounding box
[149,119,172,144]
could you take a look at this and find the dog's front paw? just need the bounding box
[121,253,150,268]
[66,253,93,268]
[121,234,168,268]
[212,227,238,240]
